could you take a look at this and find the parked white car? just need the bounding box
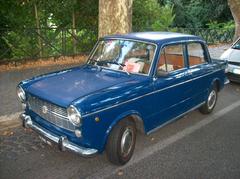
[220,38,240,83]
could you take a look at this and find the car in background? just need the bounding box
[220,37,240,83]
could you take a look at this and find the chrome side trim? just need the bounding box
[20,113,98,157]
[147,102,205,135]
[82,70,221,117]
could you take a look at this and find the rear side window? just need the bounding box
[158,44,185,73]
[187,43,206,66]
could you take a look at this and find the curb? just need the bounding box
[0,112,22,131]
[0,112,22,123]
[0,118,21,132]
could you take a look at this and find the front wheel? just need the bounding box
[199,86,218,114]
[106,119,136,165]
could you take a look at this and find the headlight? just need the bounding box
[16,86,26,102]
[67,105,81,126]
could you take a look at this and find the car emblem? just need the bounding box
[42,105,48,114]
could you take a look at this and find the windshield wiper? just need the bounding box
[99,60,130,75]
[89,59,102,70]
[103,60,125,67]
[89,59,130,75]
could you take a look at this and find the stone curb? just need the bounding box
[0,112,22,123]
[0,112,22,131]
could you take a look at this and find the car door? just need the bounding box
[186,42,213,108]
[148,43,193,130]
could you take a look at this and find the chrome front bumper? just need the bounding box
[20,113,98,157]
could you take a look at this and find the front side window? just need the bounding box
[157,44,185,74]
[89,39,156,75]
[187,42,206,66]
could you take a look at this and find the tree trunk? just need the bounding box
[34,3,43,57]
[98,0,133,38]
[228,0,240,41]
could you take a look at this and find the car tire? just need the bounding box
[106,119,136,165]
[199,85,218,114]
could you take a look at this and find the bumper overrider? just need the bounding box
[20,113,98,157]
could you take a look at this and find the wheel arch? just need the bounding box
[211,78,221,92]
[102,110,145,151]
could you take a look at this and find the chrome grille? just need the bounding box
[27,94,75,131]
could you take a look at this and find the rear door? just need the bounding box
[186,42,213,107]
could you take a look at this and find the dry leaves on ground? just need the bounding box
[0,55,88,72]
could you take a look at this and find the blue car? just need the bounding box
[17,32,227,165]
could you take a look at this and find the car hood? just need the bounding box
[24,65,136,107]
[220,48,240,62]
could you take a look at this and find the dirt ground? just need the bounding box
[0,55,88,72]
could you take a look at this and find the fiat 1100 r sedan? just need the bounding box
[17,32,227,165]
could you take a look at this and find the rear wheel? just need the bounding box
[106,119,136,165]
[199,85,218,114]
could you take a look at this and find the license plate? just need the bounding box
[39,135,52,146]
[233,68,240,75]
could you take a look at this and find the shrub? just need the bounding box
[133,0,175,31]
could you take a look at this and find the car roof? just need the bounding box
[103,32,204,45]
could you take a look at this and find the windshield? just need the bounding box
[89,39,156,75]
[232,38,240,50]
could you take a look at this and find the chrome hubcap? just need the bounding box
[207,90,216,110]
[121,127,134,157]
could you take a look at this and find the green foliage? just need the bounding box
[207,20,235,30]
[0,0,98,60]
[0,37,11,59]
[151,5,175,31]
[3,30,36,59]
[0,0,35,29]
[167,0,233,28]
[133,0,175,31]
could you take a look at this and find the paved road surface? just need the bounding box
[0,83,240,179]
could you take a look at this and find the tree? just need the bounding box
[98,0,133,37]
[133,0,175,31]
[34,2,43,57]
[165,0,232,28]
[228,0,240,40]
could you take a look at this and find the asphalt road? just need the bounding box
[0,83,240,179]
